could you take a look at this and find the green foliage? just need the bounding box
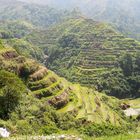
[0,30,13,39]
[135,52,140,72]
[0,39,4,48]
[93,52,140,98]
[4,38,44,61]
[119,53,133,76]
[0,70,26,119]
[58,34,80,48]
[128,76,140,97]
[0,2,79,28]
[57,112,78,130]
[95,70,131,98]
[16,120,33,135]
[10,95,60,135]
[80,123,128,137]
[118,53,140,97]
[0,21,34,39]
[41,126,59,135]
[28,18,140,98]
[0,119,14,132]
[46,46,63,64]
[136,114,140,121]
[0,34,137,137]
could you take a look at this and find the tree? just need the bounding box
[96,70,131,98]
[119,53,133,76]
[0,70,26,119]
[135,53,140,72]
[58,34,80,48]
[136,114,140,121]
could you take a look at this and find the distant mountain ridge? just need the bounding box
[18,0,140,40]
[0,0,80,28]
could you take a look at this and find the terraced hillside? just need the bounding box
[0,46,69,110]
[26,18,140,97]
[0,20,45,61]
[0,40,130,128]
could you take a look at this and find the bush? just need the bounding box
[16,120,33,134]
[58,34,80,48]
[80,124,127,137]
[40,125,59,135]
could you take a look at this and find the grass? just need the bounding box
[2,133,140,140]
[124,98,140,109]
[58,83,126,125]
[93,133,140,140]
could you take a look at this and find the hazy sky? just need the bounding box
[18,0,95,5]
[18,0,139,8]
[17,0,140,12]
[17,0,88,9]
[18,0,47,4]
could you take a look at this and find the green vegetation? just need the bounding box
[0,41,136,137]
[1,133,140,140]
[25,18,140,98]
[93,133,140,140]
[5,38,44,60]
[0,21,44,60]
[0,20,34,38]
[0,70,26,119]
[80,123,131,137]
[0,1,140,138]
[0,1,80,28]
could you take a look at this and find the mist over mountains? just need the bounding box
[5,0,140,22]
[17,0,140,40]
[18,0,140,13]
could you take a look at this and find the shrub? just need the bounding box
[80,123,127,137]
[40,125,59,135]
[58,34,80,48]
[16,120,33,134]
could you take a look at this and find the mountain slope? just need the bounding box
[0,20,35,38]
[0,0,81,61]
[82,0,140,41]
[20,0,140,40]
[0,40,132,136]
[0,20,45,61]
[26,18,140,98]
[0,0,79,28]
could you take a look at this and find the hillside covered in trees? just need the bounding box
[19,0,140,41]
[0,0,140,139]
[0,40,135,138]
[25,18,140,99]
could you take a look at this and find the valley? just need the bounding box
[0,30,139,139]
[24,18,140,98]
[0,0,140,139]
